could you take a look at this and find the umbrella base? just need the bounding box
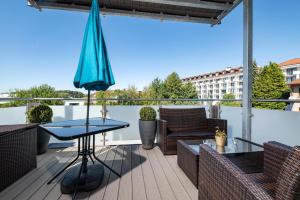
[61,164,104,194]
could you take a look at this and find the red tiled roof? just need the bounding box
[280,58,300,67]
[182,66,242,81]
[289,78,300,86]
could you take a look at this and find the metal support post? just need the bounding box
[242,0,253,141]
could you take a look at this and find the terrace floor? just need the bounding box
[0,145,198,200]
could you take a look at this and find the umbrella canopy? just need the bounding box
[74,0,115,91]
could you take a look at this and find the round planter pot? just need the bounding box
[215,136,226,147]
[37,126,50,155]
[139,120,157,150]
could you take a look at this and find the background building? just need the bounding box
[183,58,300,100]
[182,67,243,99]
[280,58,300,83]
[0,93,11,104]
[282,59,300,112]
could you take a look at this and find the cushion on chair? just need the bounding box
[167,130,214,138]
[275,146,300,200]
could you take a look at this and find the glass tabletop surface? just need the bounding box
[39,118,129,140]
[188,138,263,154]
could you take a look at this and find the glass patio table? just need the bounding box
[39,118,129,195]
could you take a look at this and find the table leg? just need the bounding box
[72,160,84,200]
[92,135,121,177]
[61,135,104,195]
[47,155,79,184]
[47,138,81,184]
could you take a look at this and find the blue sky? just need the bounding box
[0,0,299,93]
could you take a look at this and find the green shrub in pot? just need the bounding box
[139,107,157,150]
[140,107,157,121]
[28,104,53,123]
[27,104,53,154]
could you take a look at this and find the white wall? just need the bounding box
[220,106,300,146]
[0,105,299,146]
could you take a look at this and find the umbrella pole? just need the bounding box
[86,90,91,125]
[84,90,91,173]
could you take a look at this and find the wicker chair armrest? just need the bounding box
[157,119,168,153]
[206,118,227,134]
[263,141,292,180]
[158,119,168,136]
[198,144,272,200]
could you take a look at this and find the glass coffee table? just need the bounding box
[177,137,264,187]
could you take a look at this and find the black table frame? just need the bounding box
[47,134,120,185]
[40,118,129,199]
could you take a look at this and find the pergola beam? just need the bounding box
[28,1,217,24]
[213,0,242,25]
[131,0,231,10]
[242,0,253,140]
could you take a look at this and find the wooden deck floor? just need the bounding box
[0,145,198,200]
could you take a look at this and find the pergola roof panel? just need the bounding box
[28,0,241,25]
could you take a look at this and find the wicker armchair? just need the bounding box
[0,124,37,191]
[198,141,299,200]
[157,108,227,155]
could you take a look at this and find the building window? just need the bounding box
[287,76,296,83]
[287,68,297,75]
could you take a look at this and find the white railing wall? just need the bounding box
[0,105,299,146]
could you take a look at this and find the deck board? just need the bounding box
[89,146,117,200]
[0,145,198,200]
[146,147,177,200]
[166,156,198,200]
[118,145,132,200]
[138,146,162,200]
[131,145,147,200]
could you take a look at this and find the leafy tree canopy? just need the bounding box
[221,93,241,107]
[57,90,85,98]
[95,72,197,105]
[9,84,64,106]
[252,62,290,110]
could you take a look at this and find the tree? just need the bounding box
[252,60,260,84]
[181,82,198,99]
[57,90,85,98]
[10,84,63,106]
[221,93,241,107]
[252,62,290,110]
[148,78,164,99]
[95,86,140,105]
[163,72,183,99]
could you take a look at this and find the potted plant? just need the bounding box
[27,104,53,154]
[139,107,157,150]
[215,126,226,147]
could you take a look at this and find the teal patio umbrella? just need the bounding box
[74,0,115,123]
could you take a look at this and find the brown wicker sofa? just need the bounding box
[157,107,227,155]
[198,141,300,200]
